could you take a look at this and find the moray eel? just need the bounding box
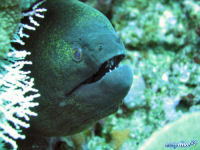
[24,0,133,137]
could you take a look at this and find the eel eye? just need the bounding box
[71,47,82,62]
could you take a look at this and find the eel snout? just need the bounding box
[65,54,126,97]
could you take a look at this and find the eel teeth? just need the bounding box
[82,55,124,84]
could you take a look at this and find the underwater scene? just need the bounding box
[0,0,200,150]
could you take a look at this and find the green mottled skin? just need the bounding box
[21,1,133,147]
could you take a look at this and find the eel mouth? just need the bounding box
[66,54,125,96]
[83,54,125,84]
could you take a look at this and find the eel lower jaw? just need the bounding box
[66,64,133,113]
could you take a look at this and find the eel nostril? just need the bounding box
[98,44,103,51]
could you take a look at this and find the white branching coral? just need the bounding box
[12,0,47,45]
[0,0,47,149]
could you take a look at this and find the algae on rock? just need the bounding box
[0,0,38,58]
[139,112,200,150]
